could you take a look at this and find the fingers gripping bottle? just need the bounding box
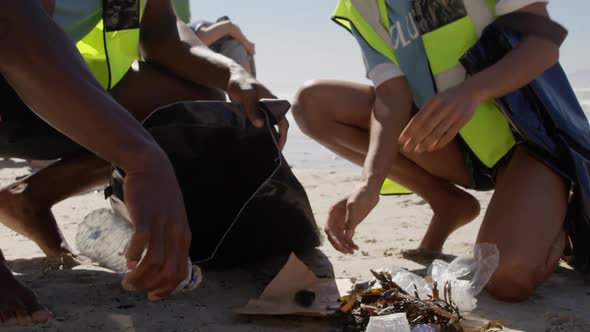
[76,208,203,293]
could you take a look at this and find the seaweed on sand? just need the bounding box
[337,270,503,332]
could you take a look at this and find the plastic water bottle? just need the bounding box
[366,313,412,332]
[76,209,202,293]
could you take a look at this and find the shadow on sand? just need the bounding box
[0,159,29,169]
[6,250,341,332]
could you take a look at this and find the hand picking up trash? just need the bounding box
[76,209,203,295]
[337,244,503,332]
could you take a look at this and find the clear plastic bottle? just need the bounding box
[366,313,412,332]
[76,209,202,293]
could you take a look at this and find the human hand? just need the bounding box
[399,84,482,154]
[121,152,192,301]
[324,184,380,254]
[227,67,289,149]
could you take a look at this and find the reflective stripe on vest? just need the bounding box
[76,0,145,90]
[333,0,398,64]
[333,0,516,194]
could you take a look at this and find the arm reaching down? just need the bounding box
[139,0,287,145]
[364,79,415,194]
[0,0,191,301]
[400,3,560,153]
[324,77,415,254]
[0,1,160,174]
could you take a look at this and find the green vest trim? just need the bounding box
[76,0,145,90]
[422,16,478,75]
[486,0,498,16]
[333,0,516,195]
[333,0,398,64]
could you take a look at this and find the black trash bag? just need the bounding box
[107,100,322,267]
[460,27,590,273]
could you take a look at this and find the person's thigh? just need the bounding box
[293,80,375,134]
[403,141,471,188]
[478,148,568,301]
[111,61,226,121]
[294,80,471,187]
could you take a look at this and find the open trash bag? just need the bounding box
[461,26,590,273]
[106,100,322,267]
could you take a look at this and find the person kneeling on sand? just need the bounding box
[294,0,570,301]
[0,0,285,327]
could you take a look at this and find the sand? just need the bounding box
[1,155,590,331]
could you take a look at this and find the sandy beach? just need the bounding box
[2,111,590,332]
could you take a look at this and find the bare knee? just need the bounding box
[292,80,327,137]
[486,261,538,302]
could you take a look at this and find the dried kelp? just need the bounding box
[338,270,503,332]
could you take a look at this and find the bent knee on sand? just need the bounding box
[485,260,546,302]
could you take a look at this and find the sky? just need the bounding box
[188,1,589,95]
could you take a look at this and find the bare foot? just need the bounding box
[401,248,456,265]
[0,254,52,327]
[413,185,481,254]
[43,254,83,272]
[0,181,75,264]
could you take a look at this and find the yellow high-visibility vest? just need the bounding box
[76,0,145,90]
[333,0,515,194]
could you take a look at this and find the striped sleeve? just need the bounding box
[351,26,405,87]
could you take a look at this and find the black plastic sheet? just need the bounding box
[108,100,321,267]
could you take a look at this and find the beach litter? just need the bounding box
[236,254,353,317]
[294,289,317,307]
[338,244,502,332]
[76,209,203,294]
[338,269,503,332]
[365,313,411,332]
[237,245,502,332]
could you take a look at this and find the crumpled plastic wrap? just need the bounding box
[388,244,499,312]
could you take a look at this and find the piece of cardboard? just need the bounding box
[236,254,353,317]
